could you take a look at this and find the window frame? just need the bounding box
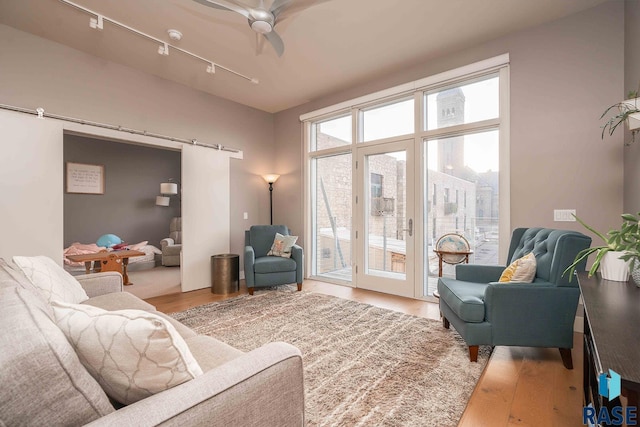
[302,54,510,296]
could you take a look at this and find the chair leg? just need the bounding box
[248,287,254,296]
[559,348,573,370]
[442,316,450,329]
[469,345,479,362]
[297,283,302,291]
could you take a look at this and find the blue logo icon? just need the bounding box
[599,369,621,400]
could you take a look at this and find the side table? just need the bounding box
[211,254,239,295]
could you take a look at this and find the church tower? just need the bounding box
[436,88,465,176]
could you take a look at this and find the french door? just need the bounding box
[355,139,415,298]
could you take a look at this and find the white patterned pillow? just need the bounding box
[267,233,298,258]
[13,256,88,304]
[51,301,203,405]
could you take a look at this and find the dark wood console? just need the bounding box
[578,272,640,412]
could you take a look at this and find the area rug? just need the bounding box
[170,288,489,426]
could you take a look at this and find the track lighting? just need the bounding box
[89,15,103,30]
[158,43,169,56]
[59,0,258,84]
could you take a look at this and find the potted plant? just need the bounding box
[564,212,640,282]
[601,86,640,145]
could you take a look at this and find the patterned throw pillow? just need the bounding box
[13,256,89,304]
[267,233,298,258]
[499,252,537,283]
[51,302,203,405]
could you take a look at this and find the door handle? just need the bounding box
[402,218,413,237]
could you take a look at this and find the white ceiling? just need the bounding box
[0,0,608,113]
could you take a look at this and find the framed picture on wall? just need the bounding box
[66,162,105,194]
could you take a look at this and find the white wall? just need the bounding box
[0,110,64,262]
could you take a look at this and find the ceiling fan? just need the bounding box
[192,0,328,57]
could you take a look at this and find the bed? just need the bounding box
[63,241,162,275]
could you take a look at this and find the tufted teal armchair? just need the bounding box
[244,225,304,295]
[437,228,591,369]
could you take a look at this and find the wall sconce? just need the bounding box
[262,174,280,225]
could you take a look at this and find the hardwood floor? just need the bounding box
[146,279,584,427]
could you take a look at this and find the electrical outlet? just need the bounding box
[554,209,576,222]
[243,212,248,220]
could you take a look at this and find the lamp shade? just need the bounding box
[160,182,178,195]
[262,174,280,184]
[155,196,170,206]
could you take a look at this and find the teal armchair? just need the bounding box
[437,228,591,369]
[244,225,304,295]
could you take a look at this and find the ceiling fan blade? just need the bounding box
[192,0,251,18]
[270,0,330,21]
[263,30,284,57]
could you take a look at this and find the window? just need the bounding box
[311,153,352,282]
[371,173,383,198]
[303,54,509,297]
[311,115,351,151]
[424,74,499,131]
[361,98,414,142]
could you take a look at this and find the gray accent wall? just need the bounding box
[63,134,180,248]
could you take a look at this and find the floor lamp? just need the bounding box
[262,174,280,225]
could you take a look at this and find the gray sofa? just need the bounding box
[0,258,304,426]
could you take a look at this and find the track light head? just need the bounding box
[158,43,169,55]
[89,15,103,30]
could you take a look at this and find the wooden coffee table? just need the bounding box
[67,250,145,286]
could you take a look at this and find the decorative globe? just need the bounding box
[96,234,122,248]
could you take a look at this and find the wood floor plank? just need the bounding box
[146,279,584,427]
[458,346,522,427]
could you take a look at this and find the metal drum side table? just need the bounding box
[211,254,239,294]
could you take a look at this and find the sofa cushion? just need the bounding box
[82,280,196,339]
[51,301,204,405]
[13,255,89,304]
[185,335,244,372]
[82,291,157,311]
[0,258,51,306]
[438,278,488,323]
[0,285,114,425]
[254,256,297,274]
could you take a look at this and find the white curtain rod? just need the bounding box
[0,103,241,153]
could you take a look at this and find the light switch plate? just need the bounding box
[554,209,576,221]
